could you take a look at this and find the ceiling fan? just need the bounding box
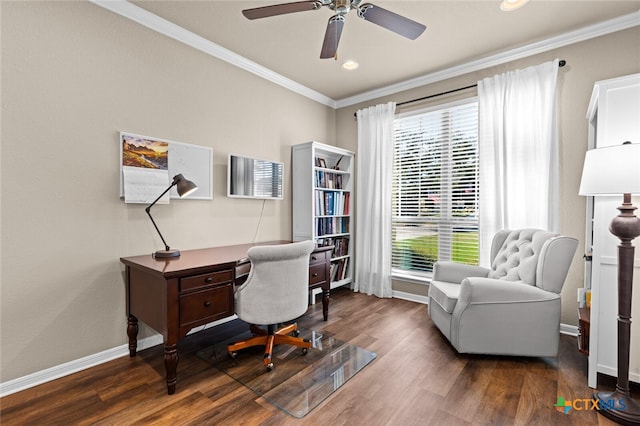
[242,0,426,59]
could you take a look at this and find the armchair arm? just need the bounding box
[433,261,490,284]
[536,236,578,293]
[450,277,562,357]
[456,277,559,307]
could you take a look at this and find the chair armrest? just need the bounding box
[536,236,578,293]
[457,277,559,306]
[449,276,563,357]
[433,261,490,284]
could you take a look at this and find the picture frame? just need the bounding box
[119,131,213,200]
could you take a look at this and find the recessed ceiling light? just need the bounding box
[500,0,530,11]
[342,60,359,70]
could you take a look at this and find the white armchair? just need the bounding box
[428,229,578,357]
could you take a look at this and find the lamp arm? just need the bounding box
[145,182,176,252]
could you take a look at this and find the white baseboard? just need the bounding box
[0,315,238,398]
[596,364,640,386]
[392,290,430,305]
[0,334,162,398]
[560,323,579,337]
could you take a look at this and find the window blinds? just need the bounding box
[392,99,479,277]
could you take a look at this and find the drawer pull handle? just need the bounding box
[311,256,317,261]
[205,277,213,283]
[204,301,211,307]
[312,273,318,277]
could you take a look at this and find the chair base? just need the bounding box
[227,323,311,370]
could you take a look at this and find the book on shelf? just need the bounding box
[330,257,349,281]
[314,190,350,216]
[315,217,349,236]
[344,192,350,215]
[315,170,343,189]
[316,236,349,258]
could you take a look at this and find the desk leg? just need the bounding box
[322,289,329,321]
[164,344,179,395]
[127,315,138,357]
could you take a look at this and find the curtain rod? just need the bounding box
[354,59,566,117]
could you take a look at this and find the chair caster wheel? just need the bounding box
[266,363,274,371]
[293,329,300,337]
[301,347,308,355]
[228,351,237,359]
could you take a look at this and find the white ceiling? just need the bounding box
[99,1,640,106]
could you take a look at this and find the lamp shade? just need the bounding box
[173,174,198,198]
[579,142,640,196]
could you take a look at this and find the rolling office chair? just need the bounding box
[227,240,316,370]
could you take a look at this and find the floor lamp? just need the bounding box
[579,142,640,425]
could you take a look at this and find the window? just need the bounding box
[392,99,479,278]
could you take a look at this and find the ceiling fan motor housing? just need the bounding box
[332,0,351,15]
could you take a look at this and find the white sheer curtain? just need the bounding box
[477,59,560,266]
[354,102,396,297]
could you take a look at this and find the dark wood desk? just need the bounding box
[120,241,332,395]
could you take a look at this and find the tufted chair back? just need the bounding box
[488,229,558,285]
[486,229,578,294]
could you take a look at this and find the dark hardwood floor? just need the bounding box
[0,288,624,425]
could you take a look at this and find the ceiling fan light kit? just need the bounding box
[500,0,530,12]
[242,0,426,59]
[342,60,359,70]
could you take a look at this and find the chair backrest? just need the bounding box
[234,240,316,325]
[488,229,577,293]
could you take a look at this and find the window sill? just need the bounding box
[391,270,432,286]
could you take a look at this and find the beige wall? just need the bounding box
[335,27,640,327]
[2,1,638,385]
[0,1,335,382]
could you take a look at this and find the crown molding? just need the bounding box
[89,0,337,108]
[335,10,640,108]
[90,1,638,110]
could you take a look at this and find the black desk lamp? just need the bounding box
[579,142,640,425]
[146,173,197,258]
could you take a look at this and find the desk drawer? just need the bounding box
[181,269,233,292]
[180,284,234,327]
[310,250,330,266]
[309,264,326,286]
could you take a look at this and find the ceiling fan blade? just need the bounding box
[242,1,322,20]
[320,15,345,59]
[357,3,426,40]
